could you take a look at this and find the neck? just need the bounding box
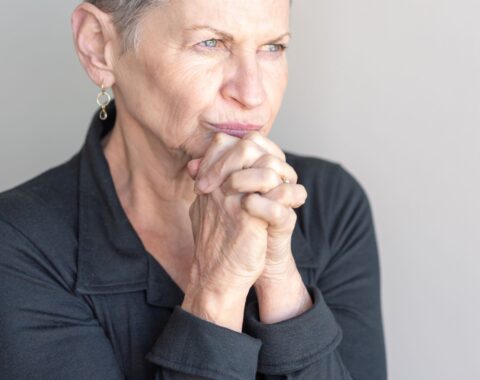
[102,112,197,233]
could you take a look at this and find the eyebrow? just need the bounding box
[184,25,291,43]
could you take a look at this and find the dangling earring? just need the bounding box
[96,82,111,121]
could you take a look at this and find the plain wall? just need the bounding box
[1,1,479,379]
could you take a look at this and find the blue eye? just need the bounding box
[199,39,220,48]
[263,44,288,53]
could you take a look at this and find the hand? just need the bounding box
[189,131,308,284]
[185,133,271,298]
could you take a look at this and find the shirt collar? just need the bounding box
[74,100,317,308]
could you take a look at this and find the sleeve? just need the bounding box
[0,217,262,380]
[146,306,262,380]
[242,163,387,379]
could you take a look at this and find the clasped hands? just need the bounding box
[186,131,312,324]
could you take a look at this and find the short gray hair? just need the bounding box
[84,0,169,53]
[85,0,292,54]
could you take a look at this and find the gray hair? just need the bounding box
[84,0,169,53]
[85,0,292,54]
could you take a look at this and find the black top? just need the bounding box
[0,101,386,380]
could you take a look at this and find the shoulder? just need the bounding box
[0,153,81,289]
[0,153,80,226]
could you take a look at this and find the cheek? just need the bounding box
[140,59,224,152]
[151,59,224,119]
[263,62,288,107]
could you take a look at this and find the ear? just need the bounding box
[71,3,120,88]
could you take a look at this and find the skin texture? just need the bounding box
[71,0,312,330]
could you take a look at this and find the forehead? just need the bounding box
[158,0,290,39]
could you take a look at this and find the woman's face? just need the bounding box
[113,0,290,159]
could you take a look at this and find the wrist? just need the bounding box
[182,284,250,332]
[254,269,312,324]
[255,252,297,288]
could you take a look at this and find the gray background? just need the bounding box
[1,1,479,379]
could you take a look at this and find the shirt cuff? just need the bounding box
[146,305,262,380]
[243,284,342,375]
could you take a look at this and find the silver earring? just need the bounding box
[96,82,111,121]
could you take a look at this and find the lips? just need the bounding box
[207,123,263,138]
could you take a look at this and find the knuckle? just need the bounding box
[213,132,228,144]
[264,168,279,183]
[253,153,272,170]
[270,204,285,220]
[259,169,279,192]
[262,154,278,167]
[239,139,257,157]
[244,130,261,141]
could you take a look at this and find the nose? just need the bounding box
[221,51,266,109]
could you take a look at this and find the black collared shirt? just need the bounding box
[0,101,386,380]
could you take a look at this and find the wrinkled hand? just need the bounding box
[188,131,308,284]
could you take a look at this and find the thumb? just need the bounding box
[187,158,202,179]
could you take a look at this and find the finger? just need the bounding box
[241,193,296,229]
[196,132,239,179]
[187,158,202,179]
[196,139,266,193]
[221,167,284,195]
[243,131,286,162]
[251,154,298,184]
[261,183,308,209]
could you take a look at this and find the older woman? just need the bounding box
[0,1,386,379]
